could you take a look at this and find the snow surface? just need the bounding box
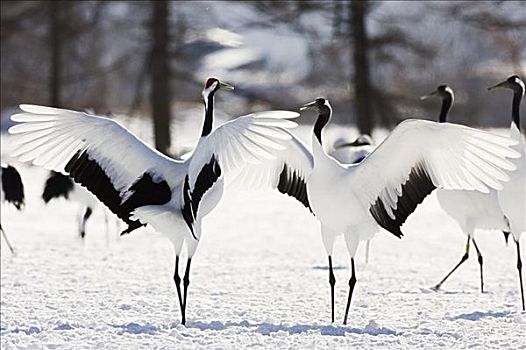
[1,145,525,349]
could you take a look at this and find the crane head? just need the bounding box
[420,84,454,101]
[488,75,524,96]
[202,77,234,100]
[300,98,331,112]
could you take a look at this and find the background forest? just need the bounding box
[1,1,525,155]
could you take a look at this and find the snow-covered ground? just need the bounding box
[1,160,525,349]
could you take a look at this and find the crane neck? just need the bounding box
[201,92,215,137]
[313,107,331,146]
[512,90,521,129]
[438,94,452,123]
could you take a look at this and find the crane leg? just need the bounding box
[328,256,335,323]
[343,258,356,325]
[0,224,15,254]
[80,206,93,239]
[515,240,525,311]
[182,258,192,325]
[472,238,484,293]
[433,237,470,291]
[173,256,185,324]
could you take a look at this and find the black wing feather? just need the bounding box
[65,150,171,235]
[120,173,172,217]
[182,155,222,238]
[369,162,436,238]
[277,163,312,212]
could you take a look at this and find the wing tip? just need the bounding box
[19,104,42,113]
[19,104,62,115]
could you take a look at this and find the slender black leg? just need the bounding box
[472,238,484,293]
[80,207,93,239]
[343,258,356,325]
[182,258,192,325]
[328,256,336,323]
[515,240,525,311]
[173,256,185,324]
[0,224,15,254]
[432,237,470,291]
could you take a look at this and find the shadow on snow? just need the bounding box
[449,311,512,321]
[111,322,159,335]
[185,320,399,336]
[312,265,347,271]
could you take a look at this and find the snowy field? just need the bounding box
[1,160,525,350]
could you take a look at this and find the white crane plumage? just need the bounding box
[235,97,520,324]
[420,85,510,294]
[488,75,525,310]
[330,134,375,263]
[0,164,25,254]
[8,78,300,325]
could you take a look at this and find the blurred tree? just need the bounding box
[439,1,525,75]
[2,0,523,131]
[1,1,107,110]
[150,0,172,155]
[246,1,433,132]
[419,1,526,127]
[48,1,63,106]
[350,1,373,134]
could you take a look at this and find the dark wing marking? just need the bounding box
[42,171,74,203]
[65,149,143,234]
[120,172,172,217]
[369,162,436,238]
[1,165,25,210]
[181,175,195,237]
[181,175,195,232]
[191,155,222,217]
[277,163,312,212]
[182,155,222,238]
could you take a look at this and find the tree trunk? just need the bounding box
[49,1,62,106]
[332,1,343,38]
[350,1,373,135]
[150,0,172,155]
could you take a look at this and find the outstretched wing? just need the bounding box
[352,119,520,237]
[182,111,307,235]
[9,105,182,233]
[227,129,314,212]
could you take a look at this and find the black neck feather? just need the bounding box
[512,90,521,129]
[438,94,452,123]
[201,93,215,137]
[314,106,331,145]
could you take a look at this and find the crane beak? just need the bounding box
[219,81,235,91]
[487,80,508,91]
[300,101,317,111]
[420,90,437,100]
